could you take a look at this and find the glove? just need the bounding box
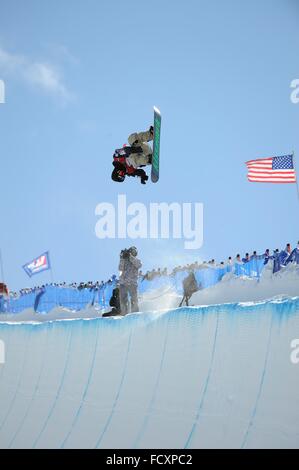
[141,175,148,184]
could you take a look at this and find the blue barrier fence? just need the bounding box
[0,253,298,315]
[0,282,116,315]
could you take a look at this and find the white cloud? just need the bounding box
[0,46,72,103]
[0,47,24,70]
[48,44,79,66]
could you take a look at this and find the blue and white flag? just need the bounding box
[23,251,51,277]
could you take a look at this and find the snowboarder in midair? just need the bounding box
[111,127,153,184]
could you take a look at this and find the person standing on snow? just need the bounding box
[242,253,250,263]
[262,248,271,265]
[118,246,141,315]
[285,241,299,265]
[273,249,281,273]
[279,243,292,266]
[102,284,121,318]
[111,127,153,184]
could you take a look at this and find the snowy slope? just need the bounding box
[190,263,299,306]
[0,297,298,449]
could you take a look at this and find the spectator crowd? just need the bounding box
[139,241,299,281]
[2,241,299,301]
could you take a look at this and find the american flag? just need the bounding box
[245,155,296,183]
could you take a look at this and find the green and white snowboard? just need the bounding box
[151,106,161,183]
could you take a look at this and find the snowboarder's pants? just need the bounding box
[126,154,151,168]
[128,130,152,168]
[119,283,139,315]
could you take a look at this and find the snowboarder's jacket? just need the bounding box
[113,146,142,173]
[112,146,148,184]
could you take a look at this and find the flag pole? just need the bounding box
[50,266,54,284]
[0,249,5,283]
[48,255,57,306]
[292,151,299,201]
[0,249,9,310]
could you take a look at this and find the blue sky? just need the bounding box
[0,0,299,290]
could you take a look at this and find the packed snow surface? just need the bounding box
[0,265,298,448]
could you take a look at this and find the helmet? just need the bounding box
[111,168,125,182]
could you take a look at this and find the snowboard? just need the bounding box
[151,106,161,183]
